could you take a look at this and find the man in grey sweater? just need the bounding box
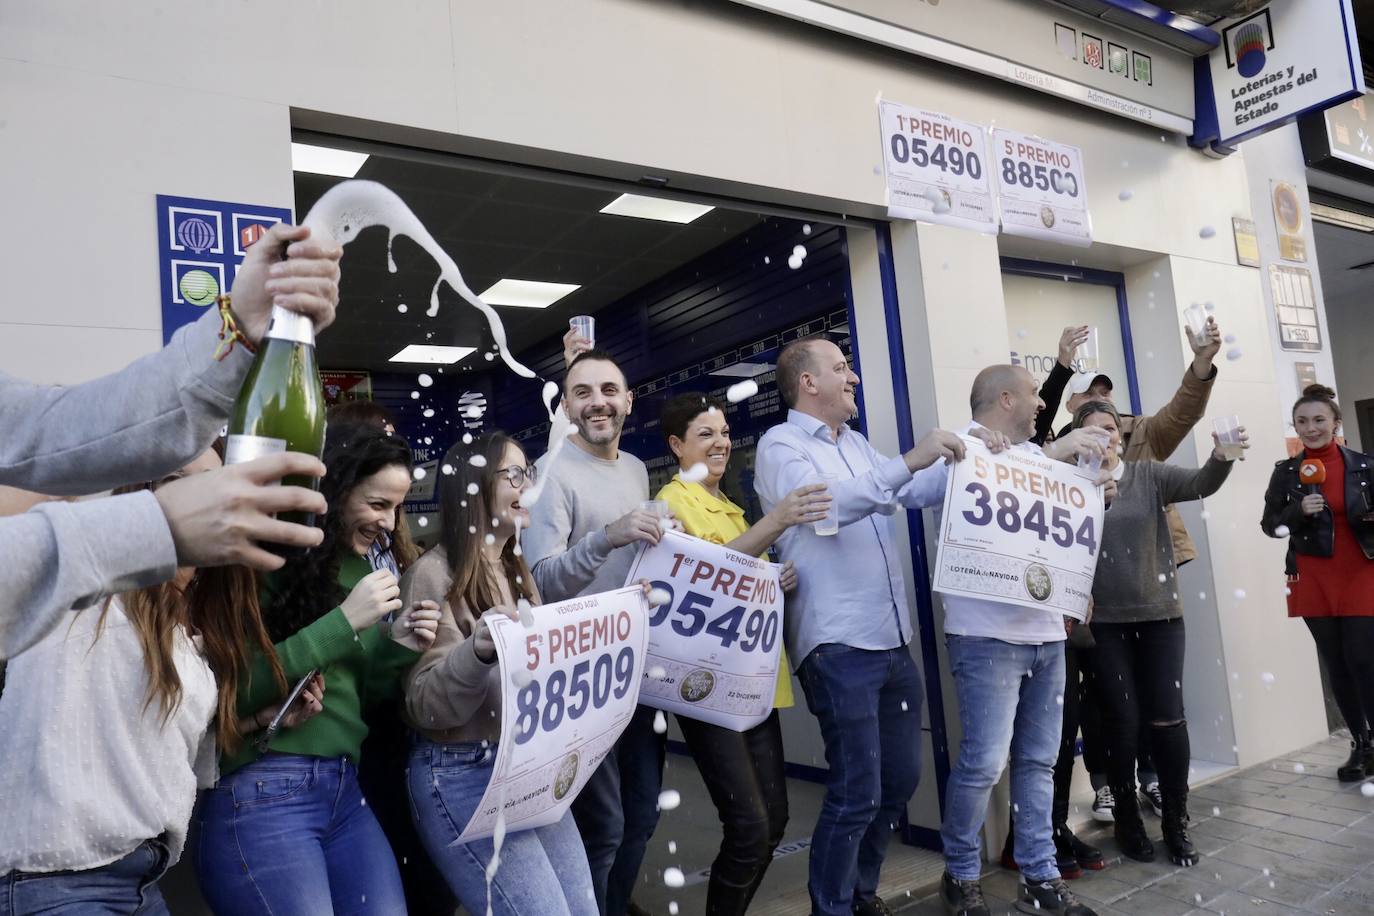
[523,349,668,916]
[1,223,341,659]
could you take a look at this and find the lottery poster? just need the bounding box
[458,586,648,842]
[933,436,1103,620]
[625,529,784,732]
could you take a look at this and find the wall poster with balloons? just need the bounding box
[155,194,292,344]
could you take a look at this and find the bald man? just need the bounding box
[935,365,1109,916]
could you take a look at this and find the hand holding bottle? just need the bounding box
[153,453,327,571]
[231,224,343,344]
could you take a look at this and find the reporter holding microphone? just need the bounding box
[1262,384,1374,782]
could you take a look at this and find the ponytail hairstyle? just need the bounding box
[1292,383,1341,426]
[438,432,536,633]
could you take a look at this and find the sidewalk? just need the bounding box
[898,733,1374,916]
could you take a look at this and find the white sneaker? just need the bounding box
[1091,785,1115,823]
[1140,781,1164,818]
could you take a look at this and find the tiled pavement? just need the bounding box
[897,734,1374,916]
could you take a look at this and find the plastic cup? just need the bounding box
[809,473,840,536]
[570,315,595,349]
[641,499,670,533]
[1078,327,1100,373]
[1183,304,1209,347]
[1213,415,1245,460]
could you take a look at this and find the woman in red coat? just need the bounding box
[1262,384,1374,781]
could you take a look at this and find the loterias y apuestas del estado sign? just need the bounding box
[1192,0,1363,149]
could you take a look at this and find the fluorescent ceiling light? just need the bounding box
[389,344,476,364]
[291,142,369,178]
[479,279,581,309]
[711,361,775,378]
[600,193,714,224]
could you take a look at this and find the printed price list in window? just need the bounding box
[1268,264,1322,352]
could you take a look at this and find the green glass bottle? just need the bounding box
[224,305,327,554]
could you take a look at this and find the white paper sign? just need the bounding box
[1199,0,1364,147]
[624,529,784,732]
[991,128,1091,247]
[933,436,1103,619]
[458,586,648,842]
[878,100,997,233]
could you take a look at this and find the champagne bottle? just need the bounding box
[224,305,327,553]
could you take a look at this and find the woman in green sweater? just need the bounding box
[195,425,440,915]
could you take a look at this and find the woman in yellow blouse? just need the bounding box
[656,392,831,916]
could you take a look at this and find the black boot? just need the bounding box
[1111,784,1155,862]
[1160,789,1199,867]
[1056,823,1106,873]
[1338,734,1371,782]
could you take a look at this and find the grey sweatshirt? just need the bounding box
[1091,456,1232,624]
[0,307,251,658]
[523,440,649,602]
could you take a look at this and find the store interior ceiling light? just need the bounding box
[291,143,369,178]
[1311,203,1374,233]
[711,361,776,378]
[600,193,715,224]
[389,344,477,364]
[479,279,581,309]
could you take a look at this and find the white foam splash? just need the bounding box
[1361,783,1374,798]
[653,710,667,734]
[1118,189,1133,201]
[517,598,535,629]
[803,224,812,235]
[663,868,685,888]
[418,373,433,387]
[1199,226,1216,239]
[511,668,533,689]
[680,462,709,483]
[1226,347,1243,361]
[647,665,667,680]
[469,454,488,467]
[467,483,480,495]
[413,467,427,480]
[1275,525,1290,537]
[301,180,536,379]
[423,408,435,418]
[1233,588,1246,600]
[1260,672,1275,685]
[727,380,758,403]
[648,588,671,608]
[657,789,682,810]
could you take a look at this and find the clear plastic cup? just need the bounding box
[570,315,595,349]
[1078,327,1099,373]
[809,473,839,536]
[1074,426,1110,480]
[1213,415,1245,460]
[641,499,671,533]
[1183,304,1209,347]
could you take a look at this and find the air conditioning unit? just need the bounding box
[1150,1,1270,21]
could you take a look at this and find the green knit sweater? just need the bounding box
[220,553,419,776]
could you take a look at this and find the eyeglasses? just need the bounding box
[495,465,538,488]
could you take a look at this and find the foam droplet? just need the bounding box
[647,665,667,680]
[669,903,679,915]
[517,599,535,628]
[397,304,408,314]
[417,517,428,527]
[1294,763,1306,773]
[653,710,667,734]
[463,433,473,445]
[1224,334,1237,344]
[1275,525,1290,537]
[657,789,681,810]
[511,669,533,689]
[787,254,802,270]
[1361,783,1374,798]
[802,224,812,235]
[1233,588,1246,600]
[1199,226,1216,239]
[1261,672,1276,685]
[727,380,758,403]
[484,533,495,545]
[469,454,488,467]
[413,467,427,480]
[663,867,685,888]
[1118,189,1133,201]
[648,588,671,608]
[410,391,420,399]
[467,482,480,495]
[1226,347,1243,361]
[793,244,807,258]
[418,373,433,387]
[680,462,709,483]
[423,408,435,418]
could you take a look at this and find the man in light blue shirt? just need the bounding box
[754,335,991,916]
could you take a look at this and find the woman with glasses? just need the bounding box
[0,451,323,915]
[654,392,831,915]
[403,431,597,916]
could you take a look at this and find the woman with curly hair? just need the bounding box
[0,450,323,915]
[195,425,440,915]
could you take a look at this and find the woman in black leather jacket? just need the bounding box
[1262,385,1374,781]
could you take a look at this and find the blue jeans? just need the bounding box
[195,754,405,915]
[407,738,597,916]
[797,645,924,916]
[941,635,1065,883]
[1,839,170,915]
[571,704,665,915]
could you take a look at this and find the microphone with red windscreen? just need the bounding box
[1299,458,1327,495]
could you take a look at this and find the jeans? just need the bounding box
[571,704,666,916]
[797,644,923,916]
[941,635,1064,883]
[1,840,170,916]
[677,710,789,915]
[1305,617,1374,737]
[196,754,406,915]
[407,738,597,916]
[1092,619,1189,816]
